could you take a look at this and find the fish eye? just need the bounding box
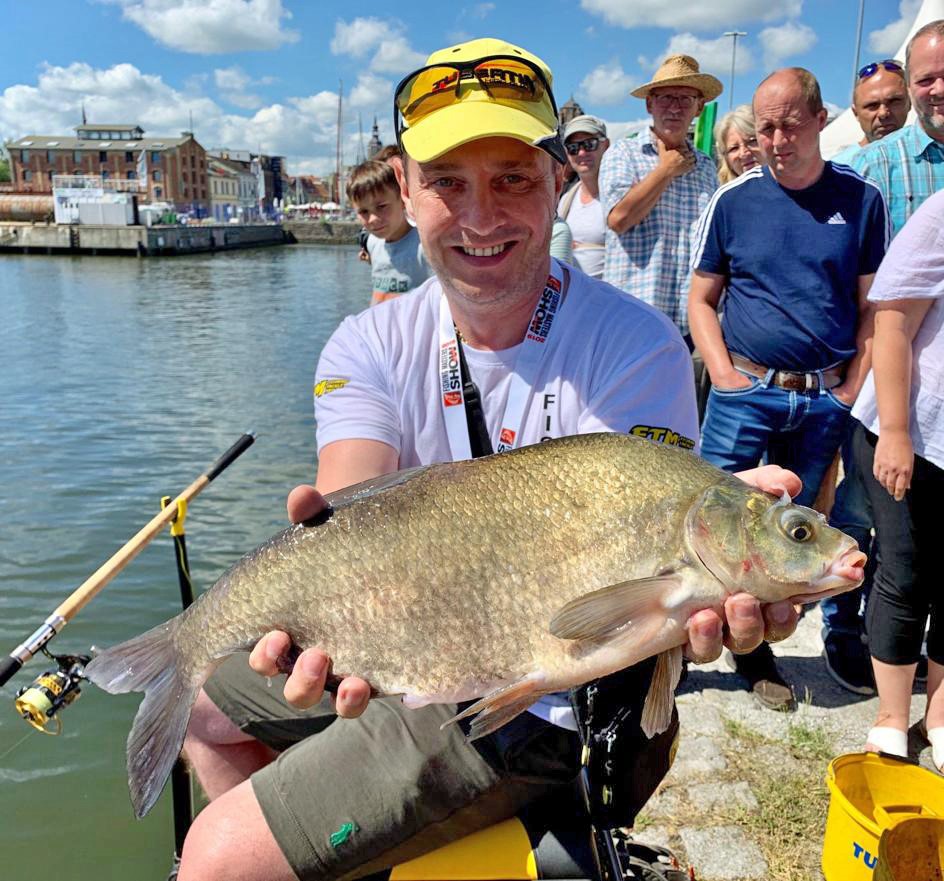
[780,510,815,543]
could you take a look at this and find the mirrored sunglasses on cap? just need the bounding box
[394,54,560,149]
[857,59,903,80]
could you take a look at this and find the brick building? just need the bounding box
[5,124,209,214]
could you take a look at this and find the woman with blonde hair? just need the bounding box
[714,104,761,184]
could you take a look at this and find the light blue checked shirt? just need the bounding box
[599,130,718,336]
[848,122,944,236]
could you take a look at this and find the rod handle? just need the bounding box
[206,433,255,481]
[0,656,23,688]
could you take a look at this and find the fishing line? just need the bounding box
[0,729,35,762]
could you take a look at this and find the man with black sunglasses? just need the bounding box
[177,37,805,881]
[832,60,910,166]
[558,115,609,278]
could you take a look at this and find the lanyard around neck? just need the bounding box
[438,263,565,461]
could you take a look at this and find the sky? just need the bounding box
[0,0,927,175]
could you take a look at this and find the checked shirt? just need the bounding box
[599,130,718,336]
[849,122,944,236]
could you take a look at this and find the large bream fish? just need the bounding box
[86,433,865,817]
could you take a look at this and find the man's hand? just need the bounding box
[656,137,696,178]
[247,485,373,717]
[829,380,857,407]
[710,367,754,391]
[684,464,803,662]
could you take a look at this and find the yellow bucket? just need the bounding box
[823,752,944,880]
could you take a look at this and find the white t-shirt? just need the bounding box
[559,184,606,279]
[852,189,944,471]
[314,259,699,726]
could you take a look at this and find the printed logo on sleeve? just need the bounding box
[629,424,695,449]
[314,378,349,398]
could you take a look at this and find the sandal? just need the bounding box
[865,726,908,757]
[920,721,944,772]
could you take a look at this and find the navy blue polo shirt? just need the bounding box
[691,163,889,370]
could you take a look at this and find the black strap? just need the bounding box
[454,334,494,459]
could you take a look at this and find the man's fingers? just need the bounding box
[287,485,328,524]
[723,594,765,654]
[249,630,294,677]
[335,678,372,718]
[684,609,724,664]
[282,648,329,709]
[763,600,800,644]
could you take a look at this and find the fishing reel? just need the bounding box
[14,648,91,734]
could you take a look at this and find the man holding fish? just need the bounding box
[86,38,865,881]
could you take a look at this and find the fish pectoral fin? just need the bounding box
[640,645,684,738]
[548,574,683,641]
[441,676,543,741]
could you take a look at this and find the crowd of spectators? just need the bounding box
[550,21,944,757]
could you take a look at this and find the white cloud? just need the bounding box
[603,117,650,141]
[472,3,495,17]
[348,73,392,110]
[578,60,636,106]
[214,66,262,109]
[640,33,756,82]
[759,22,817,68]
[868,0,922,56]
[581,0,802,32]
[330,17,425,75]
[0,61,355,177]
[103,0,299,54]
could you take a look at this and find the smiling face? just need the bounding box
[909,33,944,140]
[646,86,704,145]
[723,126,760,177]
[853,68,910,142]
[400,137,561,309]
[753,71,827,188]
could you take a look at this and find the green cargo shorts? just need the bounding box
[203,654,581,881]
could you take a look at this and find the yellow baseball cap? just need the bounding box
[394,37,565,164]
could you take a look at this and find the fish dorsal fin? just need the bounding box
[322,464,435,510]
[640,645,684,737]
[549,574,683,641]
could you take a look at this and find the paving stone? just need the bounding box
[631,825,681,859]
[685,781,758,810]
[642,785,684,818]
[676,700,726,737]
[679,825,768,880]
[668,735,727,779]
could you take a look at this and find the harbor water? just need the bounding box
[0,246,370,880]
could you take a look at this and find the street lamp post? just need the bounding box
[723,31,747,109]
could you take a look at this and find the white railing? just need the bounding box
[52,174,146,193]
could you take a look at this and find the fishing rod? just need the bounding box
[0,432,256,705]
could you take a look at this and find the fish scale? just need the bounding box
[85,432,863,817]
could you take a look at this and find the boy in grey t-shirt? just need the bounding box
[348,159,431,305]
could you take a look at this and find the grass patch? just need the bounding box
[787,720,834,762]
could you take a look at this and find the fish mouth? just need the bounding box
[788,546,867,605]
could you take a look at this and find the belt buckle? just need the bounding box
[805,373,814,391]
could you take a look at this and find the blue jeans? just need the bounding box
[700,369,851,509]
[821,423,873,638]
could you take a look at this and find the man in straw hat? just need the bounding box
[178,38,807,881]
[599,54,721,343]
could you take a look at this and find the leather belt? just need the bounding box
[730,353,843,392]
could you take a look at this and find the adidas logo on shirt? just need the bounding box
[826,212,846,225]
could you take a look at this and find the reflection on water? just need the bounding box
[0,245,369,880]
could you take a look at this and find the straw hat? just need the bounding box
[632,55,723,101]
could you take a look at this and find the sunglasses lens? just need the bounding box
[472,59,545,103]
[396,66,464,124]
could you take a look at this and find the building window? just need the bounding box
[20,149,29,162]
[190,154,195,167]
[46,150,55,163]
[151,151,161,163]
[128,170,136,180]
[182,170,188,183]
[102,170,109,179]
[154,186,162,198]
[99,151,107,163]
[23,170,32,182]
[73,150,82,163]
[125,151,135,163]
[153,170,162,182]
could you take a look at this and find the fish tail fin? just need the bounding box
[85,621,203,818]
[640,645,684,738]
